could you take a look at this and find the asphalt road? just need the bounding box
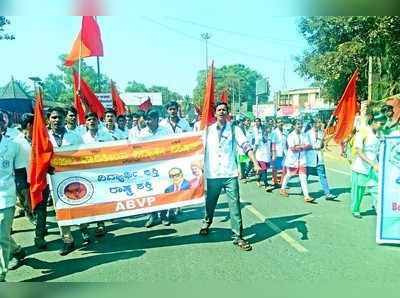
[7,151,400,282]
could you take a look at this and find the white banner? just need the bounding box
[376,136,400,244]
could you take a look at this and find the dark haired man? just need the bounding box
[199,102,260,251]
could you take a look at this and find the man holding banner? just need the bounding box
[129,109,171,228]
[199,101,260,251]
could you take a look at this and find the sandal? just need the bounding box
[95,226,106,237]
[233,238,252,251]
[304,196,316,203]
[199,224,210,236]
[279,189,289,197]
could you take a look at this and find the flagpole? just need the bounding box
[78,33,82,92]
[95,16,101,93]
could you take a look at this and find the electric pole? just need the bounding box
[201,33,211,73]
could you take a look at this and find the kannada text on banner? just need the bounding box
[48,133,205,226]
[376,136,400,244]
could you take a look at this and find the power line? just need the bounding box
[166,16,300,46]
[141,16,284,64]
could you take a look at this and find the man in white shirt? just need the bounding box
[46,107,85,255]
[280,119,315,203]
[65,106,85,136]
[0,110,20,139]
[102,109,128,140]
[159,101,192,219]
[159,101,192,134]
[12,114,35,221]
[269,118,287,191]
[199,102,260,251]
[130,109,170,227]
[116,114,129,140]
[305,117,337,200]
[80,112,114,240]
[0,111,27,282]
[81,112,114,144]
[350,114,386,218]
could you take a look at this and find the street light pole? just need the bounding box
[201,33,211,72]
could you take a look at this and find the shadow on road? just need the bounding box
[21,250,145,282]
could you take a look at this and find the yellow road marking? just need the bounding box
[244,205,308,253]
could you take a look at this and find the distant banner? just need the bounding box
[376,136,400,244]
[49,133,205,226]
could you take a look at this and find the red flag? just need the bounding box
[73,71,105,122]
[220,89,228,104]
[199,62,216,130]
[73,80,86,125]
[65,16,104,66]
[138,97,153,112]
[29,90,54,210]
[333,70,358,144]
[111,81,126,116]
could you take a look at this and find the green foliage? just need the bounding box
[192,64,268,112]
[0,16,14,40]
[125,81,184,105]
[41,54,111,105]
[296,16,400,103]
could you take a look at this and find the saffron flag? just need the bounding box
[199,62,216,130]
[138,97,153,112]
[65,16,104,66]
[111,81,126,116]
[333,70,358,144]
[220,89,228,104]
[73,71,105,123]
[29,90,54,210]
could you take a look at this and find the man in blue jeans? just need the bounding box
[199,101,260,251]
[305,117,337,200]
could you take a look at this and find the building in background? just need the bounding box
[274,87,333,119]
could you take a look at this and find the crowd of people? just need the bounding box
[0,98,399,282]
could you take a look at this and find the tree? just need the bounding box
[0,16,14,40]
[296,16,400,103]
[125,81,148,92]
[41,54,112,105]
[192,64,268,113]
[42,74,67,102]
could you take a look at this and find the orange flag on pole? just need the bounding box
[65,16,104,66]
[199,62,216,130]
[333,70,358,144]
[29,89,53,210]
[111,81,126,116]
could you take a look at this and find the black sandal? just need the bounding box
[199,225,210,236]
[233,238,252,251]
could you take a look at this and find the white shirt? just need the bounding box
[351,126,381,175]
[101,126,128,140]
[256,138,271,163]
[284,130,310,168]
[160,117,192,134]
[0,136,25,209]
[131,125,170,142]
[4,127,20,139]
[305,128,325,167]
[270,128,286,157]
[81,130,114,144]
[65,125,86,136]
[12,133,31,171]
[48,129,82,148]
[204,122,249,179]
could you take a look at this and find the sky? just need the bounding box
[0,1,312,98]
